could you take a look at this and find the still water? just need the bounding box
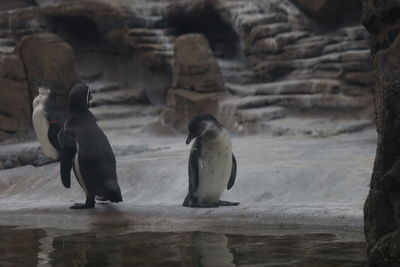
[0,225,366,267]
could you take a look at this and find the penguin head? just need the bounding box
[68,83,91,111]
[32,79,51,108]
[186,113,223,144]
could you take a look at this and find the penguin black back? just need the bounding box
[60,83,122,209]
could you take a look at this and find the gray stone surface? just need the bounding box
[0,128,376,230]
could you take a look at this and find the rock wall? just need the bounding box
[0,53,31,139]
[0,0,374,139]
[361,0,400,266]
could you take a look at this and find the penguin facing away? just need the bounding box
[32,80,65,161]
[183,113,239,208]
[59,83,123,209]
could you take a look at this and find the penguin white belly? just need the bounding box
[73,143,89,195]
[32,103,58,160]
[197,130,232,203]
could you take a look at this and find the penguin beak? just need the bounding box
[186,133,194,145]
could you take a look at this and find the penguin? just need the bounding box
[32,80,64,161]
[59,83,123,209]
[183,113,239,208]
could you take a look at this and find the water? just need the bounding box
[0,226,367,267]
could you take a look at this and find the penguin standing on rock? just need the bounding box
[60,83,123,209]
[32,80,65,163]
[183,113,239,208]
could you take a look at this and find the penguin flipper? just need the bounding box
[227,153,237,190]
[59,130,77,189]
[47,120,63,152]
[188,139,201,197]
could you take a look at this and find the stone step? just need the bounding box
[252,31,309,54]
[229,5,261,15]
[0,38,15,46]
[222,70,256,85]
[128,28,176,37]
[79,69,103,83]
[126,15,165,28]
[253,50,372,76]
[217,1,251,10]
[133,43,174,52]
[97,115,159,130]
[221,94,372,111]
[238,13,288,32]
[339,26,370,41]
[250,23,291,41]
[323,40,369,54]
[0,46,14,54]
[91,89,146,106]
[129,35,176,45]
[261,117,373,137]
[226,79,340,96]
[236,106,286,123]
[217,58,247,71]
[87,80,121,93]
[152,51,174,59]
[91,104,155,121]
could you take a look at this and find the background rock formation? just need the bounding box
[0,0,373,139]
[361,0,400,266]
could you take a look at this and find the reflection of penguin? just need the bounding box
[32,81,64,161]
[183,113,239,208]
[60,83,123,209]
[194,232,235,267]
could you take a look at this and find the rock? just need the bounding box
[250,23,291,41]
[3,159,14,169]
[344,72,375,86]
[252,31,309,54]
[0,54,31,139]
[362,0,400,265]
[342,85,372,97]
[369,230,400,267]
[17,32,79,107]
[162,89,226,132]
[291,0,362,27]
[173,34,224,92]
[237,106,286,122]
[226,79,340,96]
[239,14,288,33]
[17,148,38,165]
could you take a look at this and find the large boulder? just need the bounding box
[17,32,79,108]
[173,33,224,92]
[0,54,31,139]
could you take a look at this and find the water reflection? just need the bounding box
[0,226,366,267]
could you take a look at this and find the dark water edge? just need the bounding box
[0,225,367,267]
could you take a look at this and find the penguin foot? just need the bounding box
[70,196,95,209]
[217,200,240,206]
[70,203,95,209]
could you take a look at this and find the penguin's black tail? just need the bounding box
[103,180,123,203]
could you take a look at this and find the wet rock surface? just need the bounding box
[0,128,376,229]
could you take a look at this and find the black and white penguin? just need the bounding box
[183,113,239,208]
[59,83,123,209]
[32,80,64,161]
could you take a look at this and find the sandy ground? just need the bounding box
[0,128,376,232]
